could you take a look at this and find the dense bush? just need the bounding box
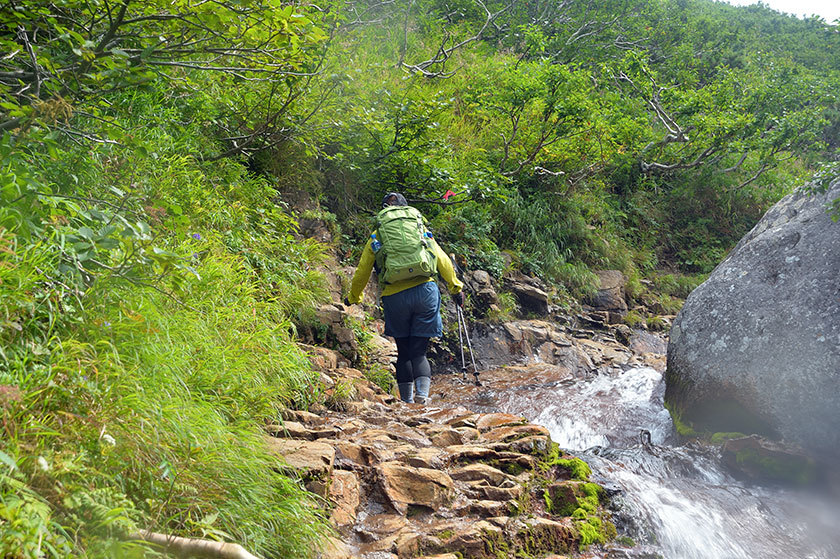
[1,22,331,553]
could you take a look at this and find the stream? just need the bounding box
[464,365,840,558]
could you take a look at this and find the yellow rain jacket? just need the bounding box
[348,235,463,304]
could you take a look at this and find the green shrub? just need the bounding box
[651,273,706,299]
[623,310,645,328]
[364,364,396,395]
[431,202,505,276]
[646,316,669,331]
[0,81,332,557]
[487,291,520,322]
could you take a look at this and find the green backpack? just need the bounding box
[374,205,438,285]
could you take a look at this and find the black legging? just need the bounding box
[394,336,430,384]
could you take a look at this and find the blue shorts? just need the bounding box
[381,281,442,339]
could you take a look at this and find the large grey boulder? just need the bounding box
[665,180,840,460]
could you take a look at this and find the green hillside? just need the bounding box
[1,0,838,556]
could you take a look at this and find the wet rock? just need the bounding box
[505,273,551,315]
[266,421,341,441]
[454,499,516,518]
[444,445,501,464]
[476,413,527,432]
[498,434,551,456]
[469,320,593,372]
[450,463,516,486]
[420,425,463,447]
[517,321,552,342]
[438,520,504,559]
[394,531,423,557]
[454,427,480,442]
[576,338,631,366]
[494,452,538,471]
[515,517,576,556]
[331,367,365,381]
[265,436,335,479]
[721,435,817,485]
[481,424,550,443]
[357,533,401,556]
[446,414,478,429]
[468,271,500,316]
[318,536,354,559]
[280,321,620,558]
[403,447,445,469]
[266,421,309,439]
[302,344,350,371]
[359,426,431,447]
[628,330,667,355]
[578,310,609,328]
[281,408,328,425]
[586,270,628,312]
[356,514,408,542]
[330,470,361,527]
[377,462,454,514]
[468,483,525,502]
[364,443,418,466]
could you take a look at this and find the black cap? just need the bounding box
[382,192,407,207]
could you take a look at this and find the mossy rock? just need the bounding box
[722,436,817,485]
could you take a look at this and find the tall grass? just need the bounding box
[492,192,601,297]
[2,238,331,557]
[1,81,332,557]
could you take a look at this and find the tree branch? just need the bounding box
[131,530,261,559]
[17,26,41,99]
[399,0,513,78]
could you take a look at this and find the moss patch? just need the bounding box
[572,483,616,548]
[540,444,592,480]
[544,482,615,549]
[435,528,455,541]
[664,401,698,437]
[710,432,747,444]
[734,447,816,485]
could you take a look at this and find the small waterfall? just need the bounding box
[502,366,840,558]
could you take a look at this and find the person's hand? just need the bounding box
[451,291,464,307]
[343,297,351,306]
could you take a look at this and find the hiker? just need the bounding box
[344,192,464,404]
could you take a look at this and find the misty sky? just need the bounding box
[724,0,840,23]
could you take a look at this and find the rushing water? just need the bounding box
[493,366,840,559]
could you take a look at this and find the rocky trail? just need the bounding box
[267,266,674,559]
[274,204,689,558]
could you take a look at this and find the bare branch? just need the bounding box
[17,26,41,99]
[722,151,749,173]
[399,0,514,78]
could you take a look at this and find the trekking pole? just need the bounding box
[455,301,468,383]
[458,304,481,386]
[450,254,469,383]
[449,253,481,387]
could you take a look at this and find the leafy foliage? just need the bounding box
[318,0,839,285]
[1,3,333,553]
[2,0,839,556]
